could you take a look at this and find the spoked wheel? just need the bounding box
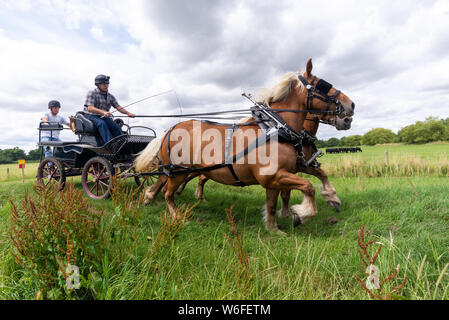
[82,157,114,200]
[37,157,66,190]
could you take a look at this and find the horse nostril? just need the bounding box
[344,118,350,123]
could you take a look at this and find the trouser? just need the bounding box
[41,136,61,158]
[85,114,122,144]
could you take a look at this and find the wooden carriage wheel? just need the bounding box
[37,157,66,190]
[81,157,114,200]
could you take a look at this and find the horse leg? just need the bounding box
[263,189,282,232]
[164,174,189,220]
[265,169,317,225]
[194,174,209,201]
[175,172,198,196]
[302,166,340,211]
[278,190,291,218]
[144,175,167,204]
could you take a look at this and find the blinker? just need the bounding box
[316,79,332,94]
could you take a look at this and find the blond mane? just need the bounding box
[258,71,304,106]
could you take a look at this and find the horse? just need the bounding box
[135,59,355,232]
[170,104,352,216]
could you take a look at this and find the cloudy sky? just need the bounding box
[1,0,449,152]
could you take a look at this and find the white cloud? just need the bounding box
[1,0,449,152]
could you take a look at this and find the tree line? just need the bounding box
[0,147,41,164]
[317,117,449,147]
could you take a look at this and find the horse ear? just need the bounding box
[305,58,313,78]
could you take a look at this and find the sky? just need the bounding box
[1,0,449,152]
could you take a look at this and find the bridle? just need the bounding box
[305,115,336,126]
[297,74,345,118]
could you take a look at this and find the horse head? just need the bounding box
[300,58,355,129]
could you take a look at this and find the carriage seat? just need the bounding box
[73,112,97,134]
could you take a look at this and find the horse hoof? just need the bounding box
[292,214,302,227]
[327,201,340,212]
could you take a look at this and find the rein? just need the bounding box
[118,74,344,120]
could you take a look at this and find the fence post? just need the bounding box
[7,167,9,180]
[385,150,389,166]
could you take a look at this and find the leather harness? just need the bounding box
[158,75,340,186]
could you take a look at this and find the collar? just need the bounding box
[94,88,109,95]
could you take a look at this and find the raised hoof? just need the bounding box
[327,201,340,212]
[292,214,302,227]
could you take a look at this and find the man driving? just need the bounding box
[83,74,135,144]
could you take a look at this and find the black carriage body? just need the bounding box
[37,113,156,198]
[49,134,154,173]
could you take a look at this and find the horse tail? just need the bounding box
[135,129,168,172]
[236,116,253,124]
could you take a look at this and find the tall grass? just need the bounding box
[321,154,449,177]
[0,151,448,299]
[0,162,39,182]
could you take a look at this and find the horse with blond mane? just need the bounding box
[135,59,355,232]
[144,93,352,221]
[176,104,352,211]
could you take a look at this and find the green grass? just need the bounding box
[0,143,448,300]
[318,142,449,177]
[323,141,449,160]
[0,173,448,300]
[0,162,39,182]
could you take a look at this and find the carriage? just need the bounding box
[36,112,156,199]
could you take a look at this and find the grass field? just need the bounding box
[319,142,449,177]
[0,161,40,182]
[0,143,448,300]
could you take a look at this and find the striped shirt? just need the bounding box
[83,88,120,114]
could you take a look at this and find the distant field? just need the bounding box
[320,142,449,161]
[318,142,449,177]
[0,162,39,182]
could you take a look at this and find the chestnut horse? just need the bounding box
[175,110,352,213]
[135,59,355,232]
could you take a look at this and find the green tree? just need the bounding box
[27,147,42,161]
[362,128,397,146]
[0,147,27,164]
[326,137,342,147]
[441,117,449,126]
[398,118,447,144]
[315,139,327,148]
[342,135,362,146]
